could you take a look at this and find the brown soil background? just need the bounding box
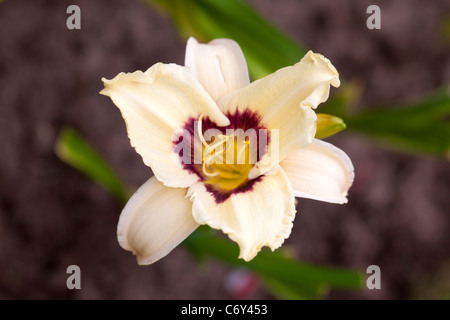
[0,0,449,299]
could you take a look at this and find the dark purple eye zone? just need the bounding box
[173,108,270,203]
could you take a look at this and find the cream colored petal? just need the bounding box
[218,51,340,178]
[101,63,229,188]
[280,139,354,204]
[185,37,250,102]
[187,168,296,261]
[117,176,199,265]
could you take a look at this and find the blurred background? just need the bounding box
[0,0,449,299]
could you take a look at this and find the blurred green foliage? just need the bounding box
[185,226,363,299]
[148,0,307,80]
[344,89,450,157]
[55,127,130,203]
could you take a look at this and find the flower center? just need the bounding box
[197,115,253,191]
[175,108,269,203]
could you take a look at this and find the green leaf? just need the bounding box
[261,275,326,300]
[184,228,363,299]
[55,127,130,203]
[148,0,307,79]
[346,88,450,157]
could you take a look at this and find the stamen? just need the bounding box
[237,140,250,164]
[197,115,250,178]
[197,115,209,148]
[181,109,266,197]
[205,135,228,153]
[205,141,232,164]
[197,115,238,177]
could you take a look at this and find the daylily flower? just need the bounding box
[100,37,354,264]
